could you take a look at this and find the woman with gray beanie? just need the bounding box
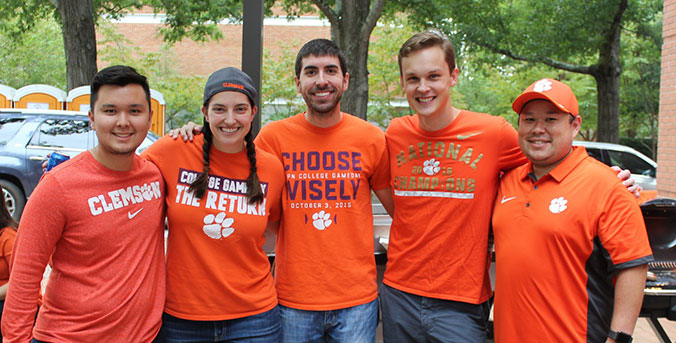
[142,67,284,342]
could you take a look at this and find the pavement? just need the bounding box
[634,318,676,342]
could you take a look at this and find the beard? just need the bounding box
[303,86,343,117]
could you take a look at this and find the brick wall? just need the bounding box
[103,21,330,77]
[658,0,676,197]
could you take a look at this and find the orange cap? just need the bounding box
[512,78,579,116]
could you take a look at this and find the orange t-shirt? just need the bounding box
[383,111,526,303]
[256,113,390,310]
[142,135,284,320]
[492,146,653,343]
[3,152,166,343]
[0,227,16,286]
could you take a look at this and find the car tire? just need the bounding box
[0,180,25,221]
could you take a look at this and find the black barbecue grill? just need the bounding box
[641,198,676,342]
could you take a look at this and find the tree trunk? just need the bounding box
[593,71,621,143]
[593,0,625,143]
[315,0,385,120]
[57,0,98,91]
[333,3,371,120]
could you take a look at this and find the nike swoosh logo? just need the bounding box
[457,132,482,140]
[501,196,516,204]
[128,208,143,219]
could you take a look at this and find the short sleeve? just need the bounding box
[598,183,654,269]
[497,118,528,172]
[368,132,391,191]
[254,125,280,162]
[264,156,284,223]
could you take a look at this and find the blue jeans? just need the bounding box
[161,305,281,343]
[31,328,164,343]
[379,284,489,343]
[279,298,378,343]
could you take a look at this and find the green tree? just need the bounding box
[0,0,245,91]
[0,0,148,90]
[97,22,205,129]
[366,20,413,128]
[400,0,662,143]
[260,42,305,124]
[278,0,387,119]
[618,8,662,157]
[451,51,599,139]
[144,0,244,43]
[0,18,66,89]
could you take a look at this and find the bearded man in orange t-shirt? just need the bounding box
[172,39,394,343]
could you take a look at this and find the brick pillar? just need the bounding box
[658,0,676,197]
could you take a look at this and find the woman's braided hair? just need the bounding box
[189,98,263,204]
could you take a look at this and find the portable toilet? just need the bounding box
[0,85,15,108]
[150,89,166,136]
[13,84,66,110]
[66,85,91,112]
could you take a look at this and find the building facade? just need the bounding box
[658,0,676,196]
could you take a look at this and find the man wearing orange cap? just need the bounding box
[491,78,653,343]
[380,32,639,343]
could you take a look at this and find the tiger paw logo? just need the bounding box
[549,197,568,214]
[312,210,332,230]
[140,184,154,201]
[534,79,553,92]
[423,158,441,176]
[202,212,235,239]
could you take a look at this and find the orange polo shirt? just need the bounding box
[492,146,653,343]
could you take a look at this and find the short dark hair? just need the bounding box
[90,65,151,110]
[0,198,17,230]
[295,39,348,78]
[398,31,456,77]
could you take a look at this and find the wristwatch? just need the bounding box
[608,330,633,343]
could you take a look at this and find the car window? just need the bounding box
[607,150,655,176]
[0,118,26,145]
[28,119,92,150]
[136,131,159,154]
[584,148,607,165]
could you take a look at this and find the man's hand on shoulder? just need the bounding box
[42,152,51,173]
[611,166,639,196]
[168,121,202,141]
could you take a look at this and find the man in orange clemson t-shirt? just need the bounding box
[256,39,393,343]
[2,66,165,343]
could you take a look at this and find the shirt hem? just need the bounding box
[382,279,491,305]
[164,299,278,321]
[278,293,378,311]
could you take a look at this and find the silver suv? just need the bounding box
[0,108,158,220]
[573,140,657,190]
